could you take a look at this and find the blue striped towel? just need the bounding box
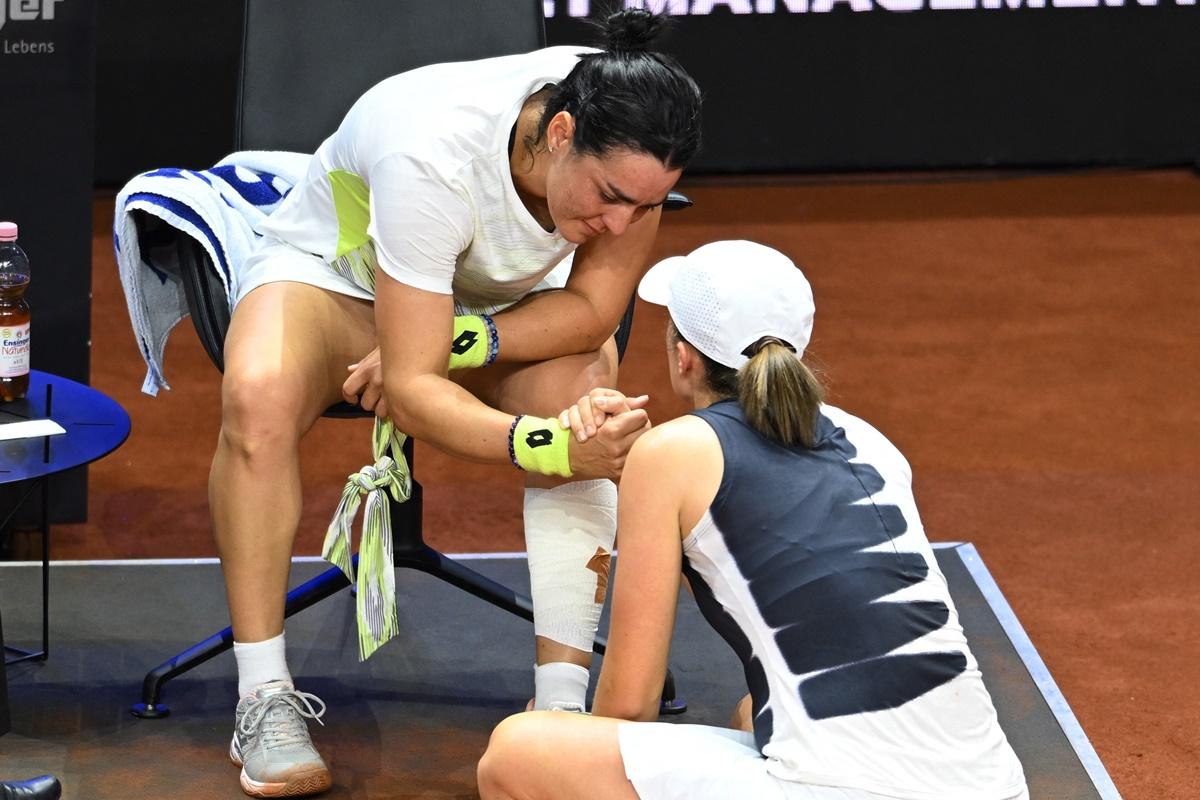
[113,151,310,395]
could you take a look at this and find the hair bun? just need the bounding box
[602,8,665,54]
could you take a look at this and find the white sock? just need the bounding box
[524,479,617,652]
[233,632,291,698]
[534,662,590,711]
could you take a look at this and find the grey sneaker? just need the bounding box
[229,680,331,798]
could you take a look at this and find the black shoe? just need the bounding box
[0,776,61,800]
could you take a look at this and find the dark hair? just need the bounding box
[669,321,825,448]
[534,8,702,169]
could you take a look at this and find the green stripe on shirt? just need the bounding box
[329,169,371,258]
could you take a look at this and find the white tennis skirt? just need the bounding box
[235,236,572,316]
[616,723,1028,800]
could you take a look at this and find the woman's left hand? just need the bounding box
[558,388,650,443]
[343,346,389,418]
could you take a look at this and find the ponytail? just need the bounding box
[669,322,825,448]
[737,340,824,448]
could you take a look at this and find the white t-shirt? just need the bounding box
[258,46,591,309]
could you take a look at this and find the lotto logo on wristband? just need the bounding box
[448,315,497,370]
[526,429,553,448]
[511,415,572,478]
[451,330,478,355]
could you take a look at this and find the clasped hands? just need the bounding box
[559,388,651,481]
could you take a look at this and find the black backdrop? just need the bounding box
[547,2,1200,172]
[1,0,97,521]
[94,0,1199,185]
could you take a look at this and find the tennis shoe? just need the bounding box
[230,680,331,797]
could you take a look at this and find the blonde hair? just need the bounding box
[670,321,824,448]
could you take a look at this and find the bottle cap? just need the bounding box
[0,222,16,241]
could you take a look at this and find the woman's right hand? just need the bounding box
[343,346,389,418]
[566,407,652,481]
[558,388,650,443]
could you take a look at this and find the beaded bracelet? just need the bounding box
[508,414,524,470]
[481,314,500,367]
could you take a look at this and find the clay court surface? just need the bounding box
[7,170,1198,798]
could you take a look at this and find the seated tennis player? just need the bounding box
[477,240,1028,800]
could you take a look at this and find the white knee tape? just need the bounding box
[524,479,617,653]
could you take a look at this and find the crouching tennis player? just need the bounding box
[477,240,1028,800]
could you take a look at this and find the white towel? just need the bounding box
[113,151,310,395]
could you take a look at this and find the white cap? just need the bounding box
[638,240,814,370]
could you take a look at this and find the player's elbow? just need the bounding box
[569,313,613,355]
[382,374,426,435]
[585,327,613,354]
[566,292,624,354]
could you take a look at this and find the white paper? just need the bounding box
[0,419,67,441]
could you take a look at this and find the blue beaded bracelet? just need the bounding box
[507,414,524,470]
[481,314,499,367]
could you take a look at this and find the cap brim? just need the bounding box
[637,256,687,306]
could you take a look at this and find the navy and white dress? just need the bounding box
[616,400,1027,800]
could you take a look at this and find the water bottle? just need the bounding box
[0,221,32,402]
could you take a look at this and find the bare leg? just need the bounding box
[212,281,377,642]
[477,712,638,800]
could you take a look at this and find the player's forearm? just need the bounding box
[490,288,613,363]
[386,373,515,464]
[592,676,661,722]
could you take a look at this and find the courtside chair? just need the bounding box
[130,0,690,718]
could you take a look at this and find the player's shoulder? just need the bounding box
[628,413,720,467]
[622,414,723,515]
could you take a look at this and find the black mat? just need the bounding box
[0,547,1112,799]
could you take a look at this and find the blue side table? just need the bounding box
[0,370,131,667]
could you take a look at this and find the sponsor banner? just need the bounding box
[546,0,1200,171]
[545,0,1194,15]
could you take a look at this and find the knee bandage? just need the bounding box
[524,479,617,654]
